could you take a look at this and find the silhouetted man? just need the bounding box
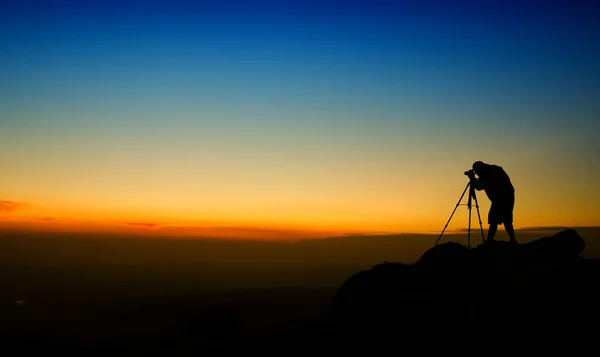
[470,161,517,244]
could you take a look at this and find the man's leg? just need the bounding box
[487,203,499,242]
[487,224,498,241]
[503,194,517,243]
[505,222,517,244]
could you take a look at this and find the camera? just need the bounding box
[464,169,475,177]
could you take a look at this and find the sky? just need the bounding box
[1,0,599,239]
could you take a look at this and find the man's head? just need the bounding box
[472,161,487,174]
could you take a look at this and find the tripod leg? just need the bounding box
[468,187,472,248]
[471,189,485,243]
[435,182,470,246]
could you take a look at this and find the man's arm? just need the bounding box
[471,177,485,190]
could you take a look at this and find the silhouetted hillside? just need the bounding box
[330,229,600,351]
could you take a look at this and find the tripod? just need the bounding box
[435,179,485,248]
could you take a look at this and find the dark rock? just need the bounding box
[519,228,585,260]
[415,241,472,269]
[329,229,600,350]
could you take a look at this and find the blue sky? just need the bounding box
[3,1,598,127]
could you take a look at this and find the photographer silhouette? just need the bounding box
[471,161,517,244]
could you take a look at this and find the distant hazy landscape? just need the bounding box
[2,226,599,298]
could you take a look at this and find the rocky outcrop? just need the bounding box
[329,229,599,349]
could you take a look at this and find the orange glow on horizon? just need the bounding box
[3,208,598,241]
[2,154,599,240]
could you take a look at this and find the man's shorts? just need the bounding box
[488,194,514,225]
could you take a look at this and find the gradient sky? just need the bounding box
[1,0,599,238]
